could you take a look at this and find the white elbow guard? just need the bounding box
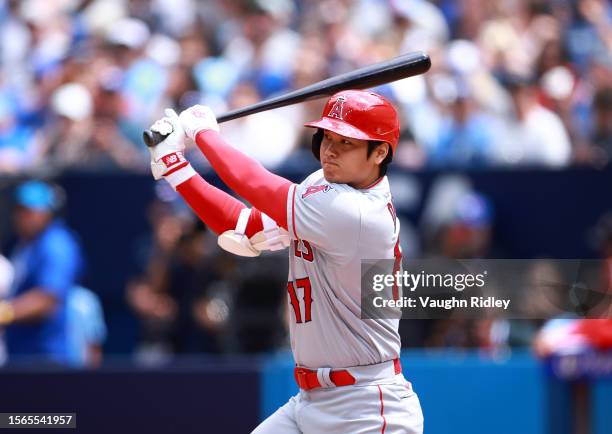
[218,208,290,257]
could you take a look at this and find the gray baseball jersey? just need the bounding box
[285,169,401,368]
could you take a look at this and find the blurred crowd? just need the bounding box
[0,181,105,367]
[1,169,612,365]
[0,0,611,175]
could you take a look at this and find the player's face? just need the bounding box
[13,206,52,240]
[320,130,387,189]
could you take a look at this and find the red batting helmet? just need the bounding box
[305,90,400,159]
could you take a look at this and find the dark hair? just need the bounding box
[367,141,393,177]
[499,72,537,92]
[594,87,612,112]
[311,129,393,177]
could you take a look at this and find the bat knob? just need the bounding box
[143,130,168,147]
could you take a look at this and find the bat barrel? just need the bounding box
[217,51,430,123]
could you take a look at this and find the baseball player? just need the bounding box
[148,90,424,433]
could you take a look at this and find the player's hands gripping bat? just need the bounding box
[148,109,188,180]
[178,105,219,141]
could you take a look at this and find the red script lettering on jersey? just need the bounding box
[302,185,331,199]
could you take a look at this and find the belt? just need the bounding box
[294,358,402,391]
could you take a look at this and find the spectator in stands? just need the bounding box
[428,79,497,167]
[221,82,300,169]
[565,0,612,73]
[0,254,13,298]
[589,212,612,315]
[433,191,494,260]
[127,197,229,360]
[231,255,289,353]
[421,191,499,349]
[66,285,107,368]
[44,82,143,171]
[0,180,84,365]
[590,87,612,164]
[0,0,610,171]
[0,89,45,174]
[0,254,14,366]
[495,74,572,167]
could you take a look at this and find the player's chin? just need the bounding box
[322,165,342,183]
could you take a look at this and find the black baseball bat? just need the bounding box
[143,51,431,147]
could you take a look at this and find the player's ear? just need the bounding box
[374,143,389,165]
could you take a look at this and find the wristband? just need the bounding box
[0,301,15,325]
[164,163,197,190]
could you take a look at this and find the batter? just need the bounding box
[147,90,424,434]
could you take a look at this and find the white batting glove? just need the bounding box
[149,108,188,180]
[178,104,220,142]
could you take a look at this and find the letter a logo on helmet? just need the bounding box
[327,96,346,119]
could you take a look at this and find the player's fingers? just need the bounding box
[150,117,173,135]
[164,108,179,120]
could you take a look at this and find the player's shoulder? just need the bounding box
[300,169,346,189]
[39,221,80,257]
[295,170,360,217]
[350,176,393,214]
[297,170,393,205]
[300,169,325,187]
[361,175,391,196]
[46,221,78,243]
[298,169,354,197]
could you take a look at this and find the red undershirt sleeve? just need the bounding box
[176,174,263,237]
[194,130,292,230]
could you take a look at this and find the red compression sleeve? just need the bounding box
[177,174,263,236]
[195,130,292,230]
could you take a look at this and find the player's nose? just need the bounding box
[323,141,338,158]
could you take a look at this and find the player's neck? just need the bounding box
[349,170,383,190]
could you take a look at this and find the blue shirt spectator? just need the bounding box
[66,286,106,368]
[429,96,497,168]
[3,181,83,364]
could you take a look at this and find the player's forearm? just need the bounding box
[176,173,263,236]
[195,130,291,229]
[0,290,58,325]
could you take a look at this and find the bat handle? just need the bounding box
[142,130,169,148]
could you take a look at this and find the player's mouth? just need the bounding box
[322,160,339,167]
